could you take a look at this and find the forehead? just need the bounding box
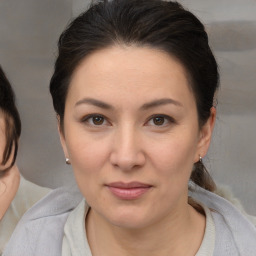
[67,46,195,108]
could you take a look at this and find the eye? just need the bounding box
[152,116,165,126]
[91,116,105,125]
[146,115,174,127]
[82,114,109,126]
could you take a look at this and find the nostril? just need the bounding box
[110,130,145,170]
[109,150,145,171]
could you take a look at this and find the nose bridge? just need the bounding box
[118,124,137,154]
[110,123,145,170]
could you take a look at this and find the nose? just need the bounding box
[110,126,146,171]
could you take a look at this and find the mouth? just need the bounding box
[105,181,152,200]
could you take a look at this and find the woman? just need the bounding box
[0,66,51,253]
[4,0,256,255]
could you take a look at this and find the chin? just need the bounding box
[104,207,154,230]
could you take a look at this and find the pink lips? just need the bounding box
[106,182,152,200]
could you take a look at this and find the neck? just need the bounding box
[0,165,20,220]
[86,200,205,256]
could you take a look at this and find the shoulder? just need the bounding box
[3,185,83,256]
[213,183,256,226]
[0,177,52,253]
[190,184,256,256]
[18,176,51,197]
[11,176,52,218]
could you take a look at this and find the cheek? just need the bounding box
[0,133,5,165]
[147,135,198,205]
[70,142,104,169]
[65,133,111,183]
[148,131,198,179]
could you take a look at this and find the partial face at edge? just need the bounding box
[0,111,20,219]
[59,46,215,228]
[0,112,8,169]
[0,111,15,170]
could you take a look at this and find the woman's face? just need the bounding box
[0,111,20,220]
[0,113,15,171]
[60,46,215,229]
[0,112,8,170]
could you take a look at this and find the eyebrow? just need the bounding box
[141,98,183,110]
[75,98,113,109]
[75,97,182,110]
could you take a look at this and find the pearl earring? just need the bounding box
[65,158,71,165]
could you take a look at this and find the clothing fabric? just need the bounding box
[3,184,83,256]
[0,176,51,254]
[194,206,215,256]
[62,200,215,256]
[190,184,256,255]
[3,184,256,256]
[214,184,256,225]
[0,165,20,220]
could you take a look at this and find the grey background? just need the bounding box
[0,0,255,214]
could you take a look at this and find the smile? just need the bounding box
[106,182,152,200]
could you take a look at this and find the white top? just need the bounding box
[0,176,51,254]
[62,200,216,256]
[196,206,215,256]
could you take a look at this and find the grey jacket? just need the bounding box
[3,184,256,256]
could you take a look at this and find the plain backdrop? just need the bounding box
[0,0,255,214]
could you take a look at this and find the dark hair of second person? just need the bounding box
[0,66,21,173]
[0,66,52,253]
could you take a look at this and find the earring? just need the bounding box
[65,158,71,165]
[199,155,202,163]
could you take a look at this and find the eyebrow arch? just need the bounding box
[141,98,183,110]
[75,98,113,109]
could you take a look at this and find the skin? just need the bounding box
[60,46,216,256]
[0,112,20,220]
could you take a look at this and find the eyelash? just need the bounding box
[145,114,176,127]
[81,114,176,127]
[81,114,109,126]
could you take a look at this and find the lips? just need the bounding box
[106,182,152,200]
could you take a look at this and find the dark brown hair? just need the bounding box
[0,66,21,173]
[50,0,218,191]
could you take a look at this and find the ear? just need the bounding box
[57,116,69,160]
[194,107,216,162]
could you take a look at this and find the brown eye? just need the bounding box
[92,116,104,125]
[82,114,107,126]
[146,114,175,127]
[153,116,165,126]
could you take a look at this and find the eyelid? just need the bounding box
[82,113,101,122]
[80,113,175,127]
[81,113,111,126]
[145,114,176,126]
